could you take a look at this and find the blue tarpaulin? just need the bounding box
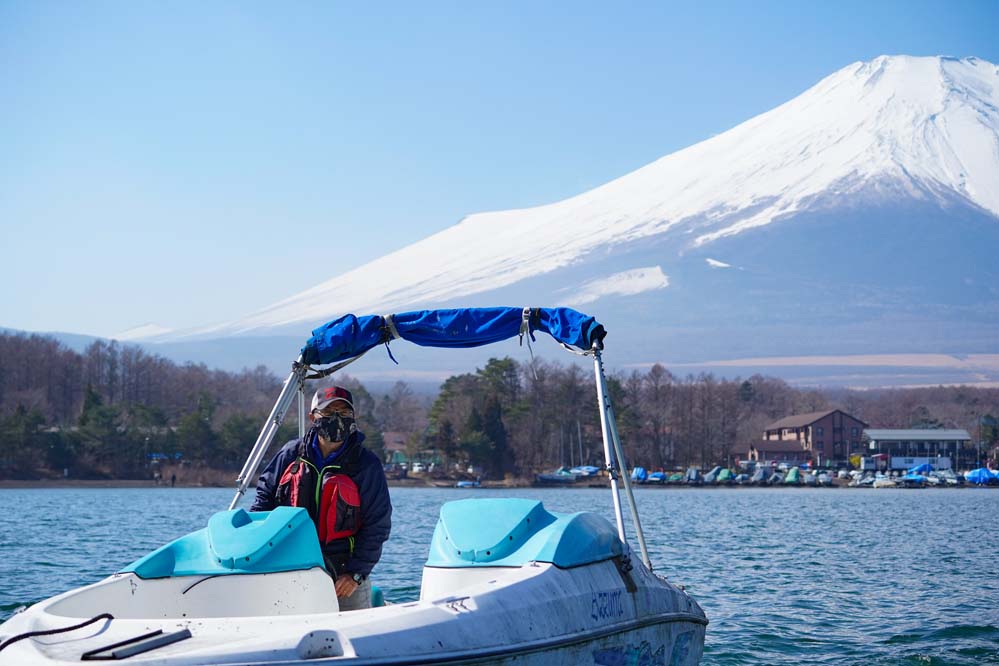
[301,307,606,366]
[908,463,934,474]
[965,468,997,485]
[631,467,648,482]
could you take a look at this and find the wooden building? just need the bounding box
[744,439,813,465]
[764,409,868,466]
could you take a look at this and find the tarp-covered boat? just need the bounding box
[0,306,707,666]
[533,467,579,485]
[965,467,998,485]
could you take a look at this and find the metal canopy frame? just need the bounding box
[227,328,653,571]
[228,355,307,511]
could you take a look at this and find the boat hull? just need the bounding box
[393,618,705,666]
[0,559,705,666]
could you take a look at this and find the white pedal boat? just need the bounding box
[0,307,707,665]
[0,500,705,665]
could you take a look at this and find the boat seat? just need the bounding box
[425,498,623,569]
[123,507,325,578]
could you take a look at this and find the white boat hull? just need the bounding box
[0,557,704,666]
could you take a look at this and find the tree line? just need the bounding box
[423,358,999,477]
[1,331,997,479]
[0,332,418,478]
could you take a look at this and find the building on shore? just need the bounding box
[735,439,813,466]
[382,431,411,466]
[862,429,974,470]
[763,409,868,467]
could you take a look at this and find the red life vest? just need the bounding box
[275,447,362,546]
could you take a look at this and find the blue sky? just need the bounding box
[2,1,997,337]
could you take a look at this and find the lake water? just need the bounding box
[1,486,997,664]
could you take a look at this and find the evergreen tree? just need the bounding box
[219,413,261,468]
[0,405,46,474]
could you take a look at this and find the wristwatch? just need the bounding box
[350,572,366,585]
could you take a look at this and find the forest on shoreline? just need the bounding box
[1,331,997,480]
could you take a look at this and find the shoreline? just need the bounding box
[0,478,990,490]
[0,478,529,490]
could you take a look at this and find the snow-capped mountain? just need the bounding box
[141,55,999,385]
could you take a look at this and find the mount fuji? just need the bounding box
[138,55,999,386]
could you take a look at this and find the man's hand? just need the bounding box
[335,575,359,598]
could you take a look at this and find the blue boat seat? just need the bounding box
[123,507,325,578]
[425,498,623,568]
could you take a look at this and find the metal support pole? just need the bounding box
[593,350,627,545]
[229,358,307,510]
[593,348,653,571]
[298,385,307,440]
[606,398,653,571]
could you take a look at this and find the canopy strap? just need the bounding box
[519,307,540,378]
[381,314,400,364]
[560,342,597,357]
[296,352,367,380]
[383,314,401,341]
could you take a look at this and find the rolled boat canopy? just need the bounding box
[301,307,606,366]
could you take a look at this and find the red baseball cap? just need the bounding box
[311,386,354,413]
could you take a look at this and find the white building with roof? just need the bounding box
[863,429,973,470]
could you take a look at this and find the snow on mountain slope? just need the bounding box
[562,267,669,307]
[114,323,174,341]
[177,55,999,340]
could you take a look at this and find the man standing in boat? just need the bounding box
[251,386,392,610]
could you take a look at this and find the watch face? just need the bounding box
[352,573,363,584]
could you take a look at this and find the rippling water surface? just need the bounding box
[1,486,997,664]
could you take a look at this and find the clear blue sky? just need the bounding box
[2,1,997,337]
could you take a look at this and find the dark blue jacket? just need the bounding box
[250,431,392,578]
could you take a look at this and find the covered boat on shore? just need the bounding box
[899,472,927,487]
[0,306,707,666]
[784,467,801,485]
[533,467,579,485]
[965,467,998,485]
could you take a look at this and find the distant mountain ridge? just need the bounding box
[18,55,999,387]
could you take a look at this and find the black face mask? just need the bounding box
[315,414,355,443]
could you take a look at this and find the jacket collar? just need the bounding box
[307,429,365,468]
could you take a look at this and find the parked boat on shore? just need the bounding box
[873,473,898,488]
[965,467,999,485]
[534,467,579,485]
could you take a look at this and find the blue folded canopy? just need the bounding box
[301,307,606,366]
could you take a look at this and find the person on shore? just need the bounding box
[250,386,392,611]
